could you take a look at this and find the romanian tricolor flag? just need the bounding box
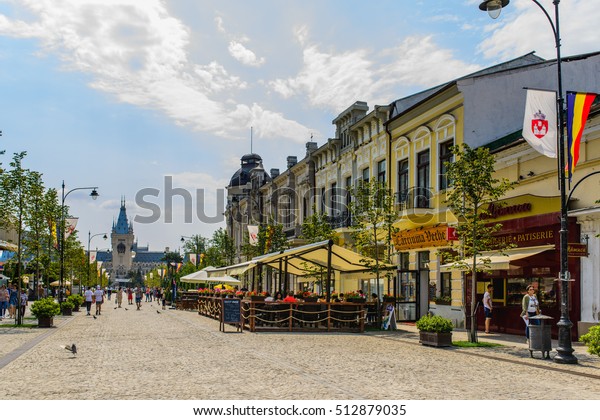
[566,91,597,181]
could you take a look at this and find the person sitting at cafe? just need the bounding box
[283,292,297,303]
[264,292,274,302]
[274,291,283,301]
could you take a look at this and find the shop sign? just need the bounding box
[484,195,560,222]
[393,225,452,251]
[568,243,588,258]
[492,227,555,248]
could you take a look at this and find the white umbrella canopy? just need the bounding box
[180,270,241,284]
[49,280,71,286]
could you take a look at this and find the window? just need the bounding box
[377,160,386,183]
[418,251,430,270]
[397,159,409,204]
[416,150,430,208]
[440,272,451,297]
[330,182,337,216]
[439,140,454,190]
[345,176,352,212]
[362,167,370,182]
[398,252,410,270]
[320,187,325,213]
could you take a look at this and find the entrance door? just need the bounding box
[396,270,428,321]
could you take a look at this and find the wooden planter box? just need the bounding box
[250,296,266,302]
[383,297,396,303]
[419,331,453,347]
[73,305,80,312]
[61,308,73,316]
[303,297,318,302]
[38,316,54,328]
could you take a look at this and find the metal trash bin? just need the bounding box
[528,314,553,359]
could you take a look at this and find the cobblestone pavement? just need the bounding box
[1,302,599,400]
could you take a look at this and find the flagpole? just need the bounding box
[479,0,576,364]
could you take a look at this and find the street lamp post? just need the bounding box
[59,181,99,303]
[87,231,107,293]
[479,0,577,364]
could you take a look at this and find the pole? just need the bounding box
[549,0,577,364]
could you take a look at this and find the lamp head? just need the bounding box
[479,0,509,19]
[90,189,99,200]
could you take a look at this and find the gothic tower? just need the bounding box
[111,197,134,279]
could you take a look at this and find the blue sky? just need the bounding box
[0,0,598,253]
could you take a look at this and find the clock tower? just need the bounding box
[111,197,135,279]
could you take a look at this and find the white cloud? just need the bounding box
[228,40,265,67]
[269,31,481,112]
[0,0,309,143]
[477,0,600,61]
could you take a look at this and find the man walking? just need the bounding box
[84,286,94,315]
[483,284,493,334]
[94,285,104,316]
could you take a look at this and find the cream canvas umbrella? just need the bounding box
[50,280,71,286]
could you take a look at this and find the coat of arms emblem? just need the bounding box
[531,109,548,139]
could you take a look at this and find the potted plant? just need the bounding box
[415,314,453,347]
[345,291,366,303]
[235,291,245,300]
[580,325,600,358]
[67,294,84,312]
[248,291,267,301]
[60,300,75,316]
[382,293,396,303]
[30,297,61,328]
[433,295,452,305]
[303,291,318,302]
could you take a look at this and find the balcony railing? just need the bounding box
[327,211,352,229]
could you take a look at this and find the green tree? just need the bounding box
[181,234,207,267]
[299,206,339,292]
[442,144,514,343]
[205,228,236,268]
[348,178,398,302]
[0,152,39,324]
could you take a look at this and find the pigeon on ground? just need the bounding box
[124,308,128,311]
[61,344,77,355]
[93,315,97,319]
[156,310,161,314]
[114,307,117,310]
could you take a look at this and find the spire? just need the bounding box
[115,197,131,234]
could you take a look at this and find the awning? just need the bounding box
[255,240,396,276]
[206,260,256,277]
[440,245,555,272]
[204,240,395,282]
[0,240,17,251]
[180,272,241,284]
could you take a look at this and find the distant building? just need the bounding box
[96,198,165,283]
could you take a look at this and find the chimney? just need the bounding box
[270,168,280,178]
[305,142,318,156]
[287,156,298,169]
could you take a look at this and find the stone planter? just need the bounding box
[419,331,453,347]
[38,316,54,328]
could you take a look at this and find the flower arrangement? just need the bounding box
[235,291,245,299]
[302,291,317,298]
[344,291,361,299]
[248,290,268,296]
